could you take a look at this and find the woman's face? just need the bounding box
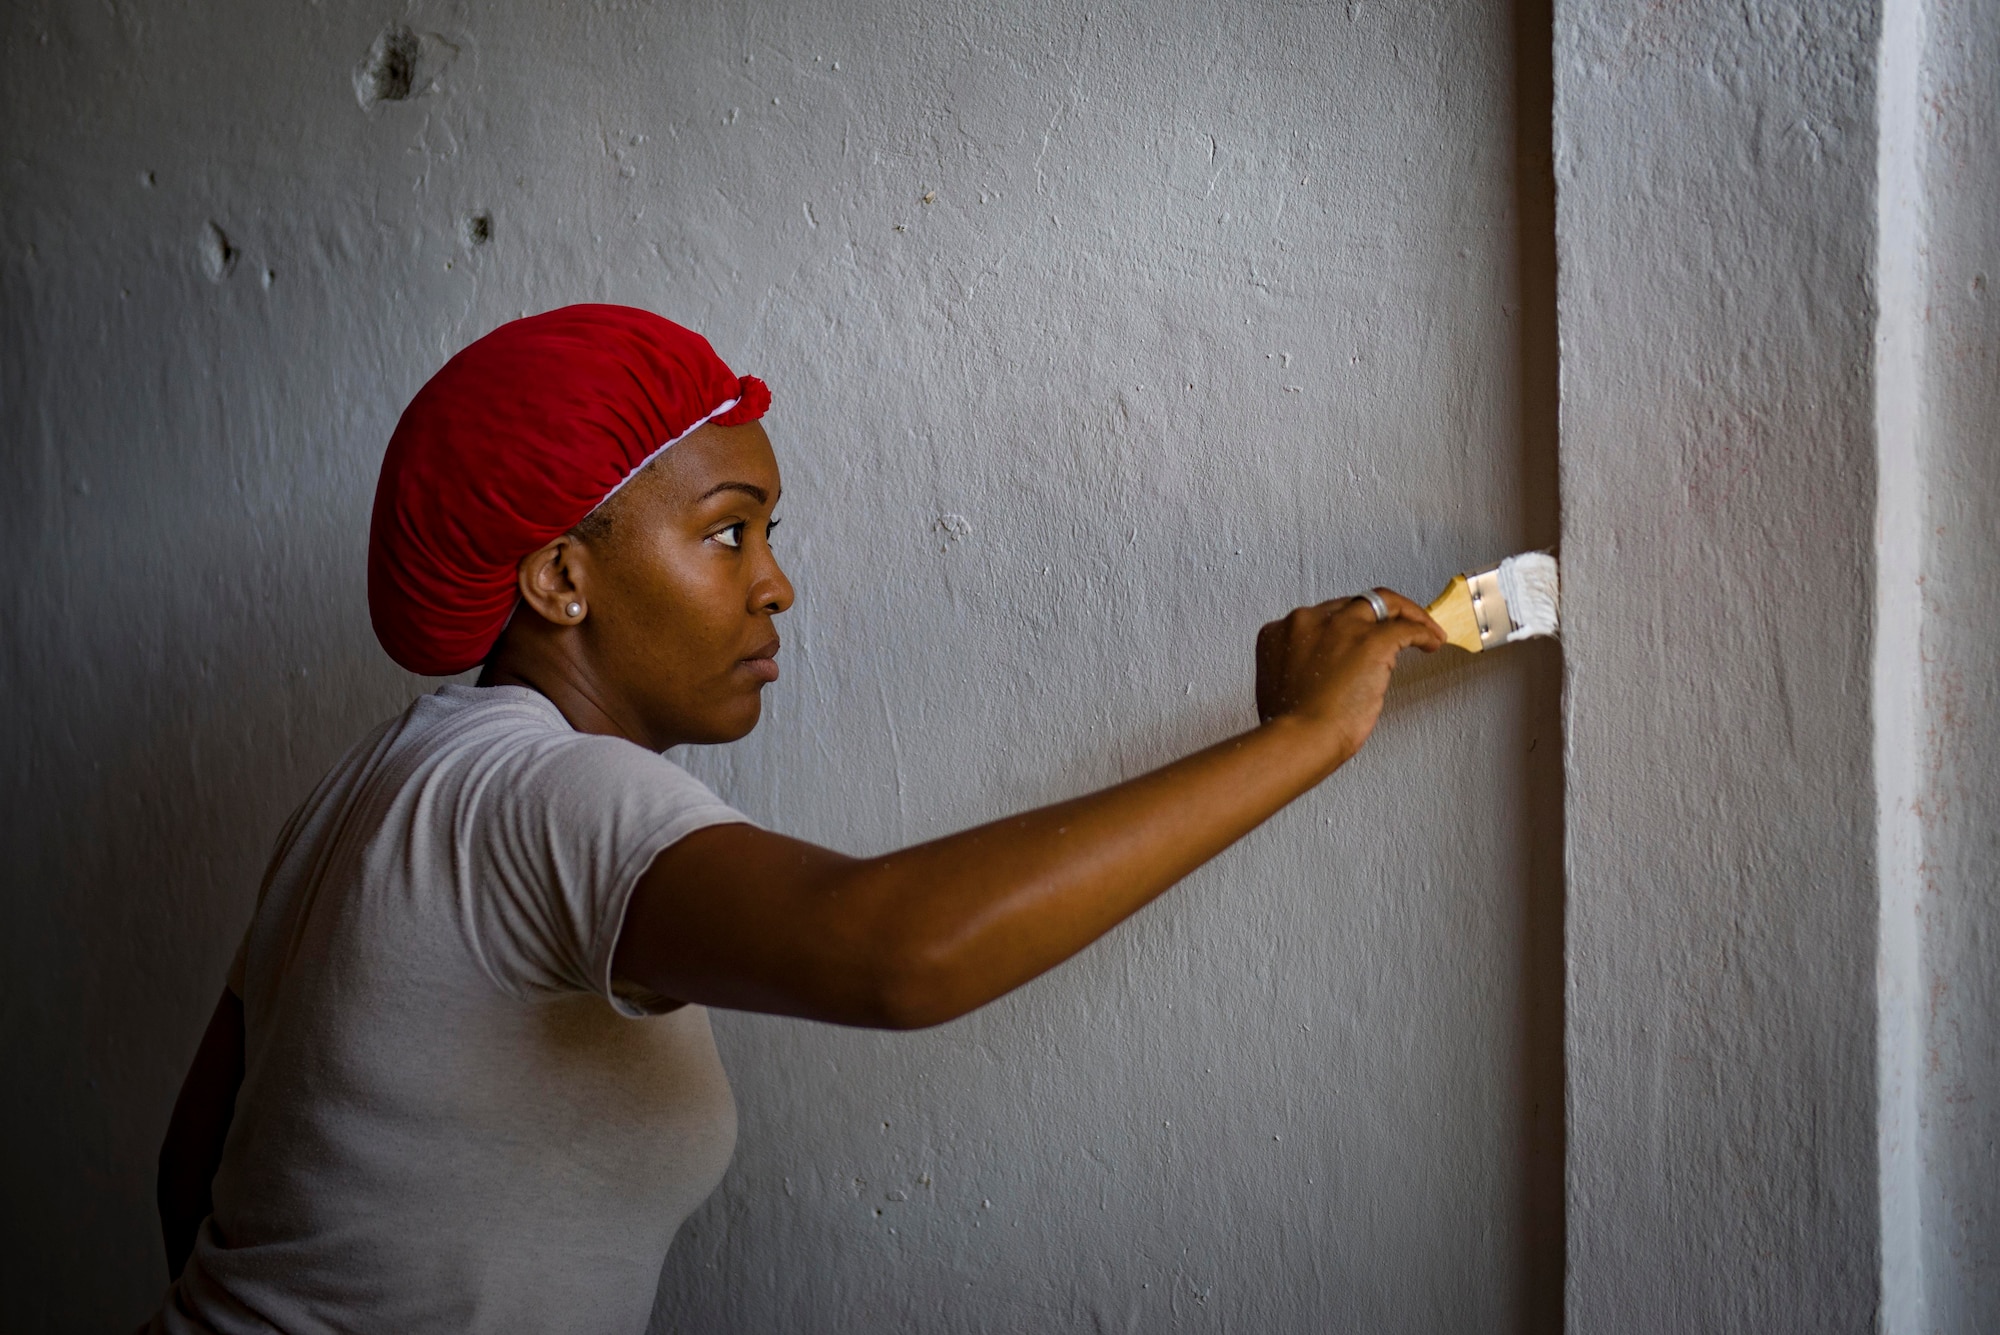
[572,420,793,748]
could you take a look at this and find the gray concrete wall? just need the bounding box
[1554,1,1882,1329]
[1878,0,2000,1328]
[0,1,1562,1330]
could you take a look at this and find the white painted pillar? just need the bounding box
[1877,0,2000,1328]
[1554,2,1883,1328]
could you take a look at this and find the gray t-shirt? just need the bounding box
[152,684,747,1334]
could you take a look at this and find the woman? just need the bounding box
[151,305,1443,1333]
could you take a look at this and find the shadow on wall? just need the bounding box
[1,547,423,1328]
[1378,0,1564,1322]
[1508,0,1566,1327]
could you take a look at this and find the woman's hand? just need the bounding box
[1255,589,1445,761]
[618,584,1447,1030]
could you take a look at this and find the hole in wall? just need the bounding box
[356,27,417,104]
[198,221,238,282]
[462,211,493,246]
[354,26,459,109]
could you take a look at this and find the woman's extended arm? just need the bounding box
[157,988,245,1279]
[614,590,1443,1029]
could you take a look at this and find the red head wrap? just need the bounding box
[367,305,770,675]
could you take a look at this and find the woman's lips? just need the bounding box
[741,639,781,683]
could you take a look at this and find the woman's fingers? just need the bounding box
[1366,614,1444,658]
[1371,588,1446,648]
[1253,581,1445,734]
[1372,588,1446,641]
[1321,587,1446,647]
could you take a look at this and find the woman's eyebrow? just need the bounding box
[696,481,770,504]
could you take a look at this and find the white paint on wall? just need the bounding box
[0,1,1561,1330]
[1876,0,2000,1329]
[1876,0,1932,1317]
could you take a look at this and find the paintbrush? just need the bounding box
[1425,552,1560,652]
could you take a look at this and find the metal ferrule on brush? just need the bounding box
[1463,566,1513,650]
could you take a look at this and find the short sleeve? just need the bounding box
[455,731,752,1016]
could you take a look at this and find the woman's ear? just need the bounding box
[515,535,590,627]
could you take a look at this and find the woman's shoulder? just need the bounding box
[412,684,662,763]
[419,681,569,731]
[282,686,578,831]
[398,685,716,801]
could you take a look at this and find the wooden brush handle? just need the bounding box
[1426,575,1486,652]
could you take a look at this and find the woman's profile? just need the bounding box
[149,304,1443,1333]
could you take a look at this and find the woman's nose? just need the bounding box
[754,551,795,615]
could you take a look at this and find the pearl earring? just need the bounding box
[565,601,582,618]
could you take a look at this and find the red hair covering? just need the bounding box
[367,305,771,675]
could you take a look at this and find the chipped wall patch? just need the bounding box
[934,513,971,551]
[198,221,237,282]
[354,26,459,109]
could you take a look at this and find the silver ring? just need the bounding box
[1361,590,1389,622]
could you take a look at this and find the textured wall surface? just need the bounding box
[1878,0,2000,1328]
[1554,1,1882,1330]
[0,1,1562,1330]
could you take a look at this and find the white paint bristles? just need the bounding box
[1496,552,1560,642]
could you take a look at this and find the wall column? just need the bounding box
[1877,0,2000,1328]
[1555,2,1882,1328]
